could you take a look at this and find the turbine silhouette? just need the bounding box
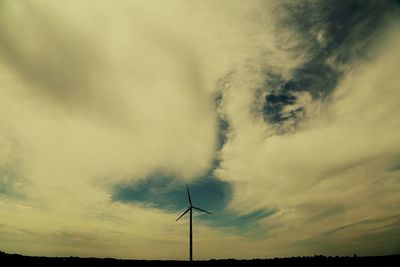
[176,185,212,261]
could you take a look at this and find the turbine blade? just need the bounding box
[176,208,190,221]
[193,206,212,215]
[187,185,192,206]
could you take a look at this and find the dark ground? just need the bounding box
[0,251,399,266]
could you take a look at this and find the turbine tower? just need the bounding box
[176,185,212,261]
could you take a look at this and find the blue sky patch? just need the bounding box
[0,164,26,198]
[112,172,231,212]
[112,171,275,237]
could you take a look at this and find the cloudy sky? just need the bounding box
[1,0,400,260]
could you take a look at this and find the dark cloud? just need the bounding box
[264,93,302,124]
[257,0,399,131]
[303,205,346,224]
[282,0,391,64]
[215,91,230,150]
[0,2,132,128]
[296,215,400,256]
[324,214,400,237]
[0,2,100,106]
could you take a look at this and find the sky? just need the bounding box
[0,0,400,260]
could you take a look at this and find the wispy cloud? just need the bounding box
[0,0,399,260]
[215,0,400,256]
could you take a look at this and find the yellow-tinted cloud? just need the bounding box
[0,0,399,259]
[216,19,400,255]
[0,0,281,259]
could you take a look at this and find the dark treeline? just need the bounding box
[0,251,399,266]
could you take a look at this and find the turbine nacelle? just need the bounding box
[176,185,212,221]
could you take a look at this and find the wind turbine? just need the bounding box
[176,185,212,261]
